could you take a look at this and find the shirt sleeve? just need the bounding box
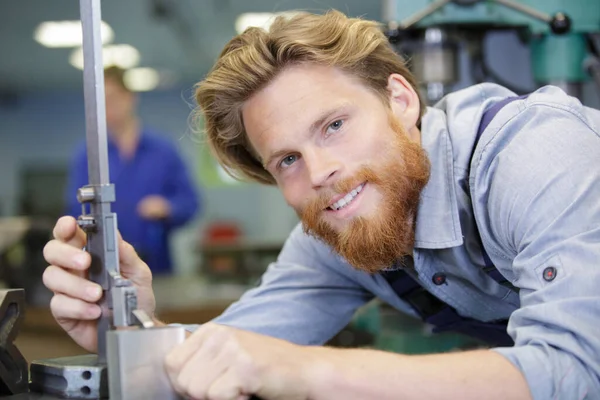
[162,144,200,228]
[209,224,375,345]
[475,100,600,399]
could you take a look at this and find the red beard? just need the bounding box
[298,114,430,273]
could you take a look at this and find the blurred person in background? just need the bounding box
[65,66,200,275]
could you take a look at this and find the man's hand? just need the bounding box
[165,323,317,400]
[137,195,171,220]
[42,216,156,353]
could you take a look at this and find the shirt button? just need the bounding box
[543,266,557,281]
[432,272,447,285]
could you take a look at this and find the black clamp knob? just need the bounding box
[550,12,571,35]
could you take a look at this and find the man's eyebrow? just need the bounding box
[309,102,352,134]
[263,102,353,169]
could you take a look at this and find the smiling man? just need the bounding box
[244,63,430,273]
[43,10,600,400]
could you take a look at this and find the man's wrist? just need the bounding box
[300,346,342,399]
[299,346,414,400]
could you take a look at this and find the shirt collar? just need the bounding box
[413,107,464,249]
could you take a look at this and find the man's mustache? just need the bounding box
[300,167,378,216]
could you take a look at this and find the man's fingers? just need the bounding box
[118,239,152,283]
[118,239,139,268]
[50,293,102,322]
[52,216,87,248]
[43,265,102,302]
[165,332,204,382]
[174,334,230,398]
[114,230,148,280]
[43,240,91,274]
[50,217,150,283]
[165,325,218,395]
[207,368,250,400]
[165,324,220,374]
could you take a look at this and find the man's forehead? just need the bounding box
[243,65,362,132]
[244,94,311,140]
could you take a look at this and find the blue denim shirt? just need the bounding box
[202,83,600,399]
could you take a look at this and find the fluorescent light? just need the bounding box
[235,12,299,34]
[105,45,140,69]
[124,68,160,92]
[69,44,140,70]
[34,20,114,48]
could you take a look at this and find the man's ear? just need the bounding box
[387,74,421,131]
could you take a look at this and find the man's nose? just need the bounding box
[304,148,341,189]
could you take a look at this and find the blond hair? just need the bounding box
[196,10,425,185]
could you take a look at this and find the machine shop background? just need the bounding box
[0,0,598,361]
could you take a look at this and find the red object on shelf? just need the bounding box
[203,221,242,244]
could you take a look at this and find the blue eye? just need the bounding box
[279,154,298,168]
[326,119,343,134]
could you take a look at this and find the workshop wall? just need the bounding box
[0,86,299,276]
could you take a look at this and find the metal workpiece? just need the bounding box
[106,327,185,400]
[0,290,28,395]
[28,355,108,399]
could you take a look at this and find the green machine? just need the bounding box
[382,0,600,103]
[335,301,486,354]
